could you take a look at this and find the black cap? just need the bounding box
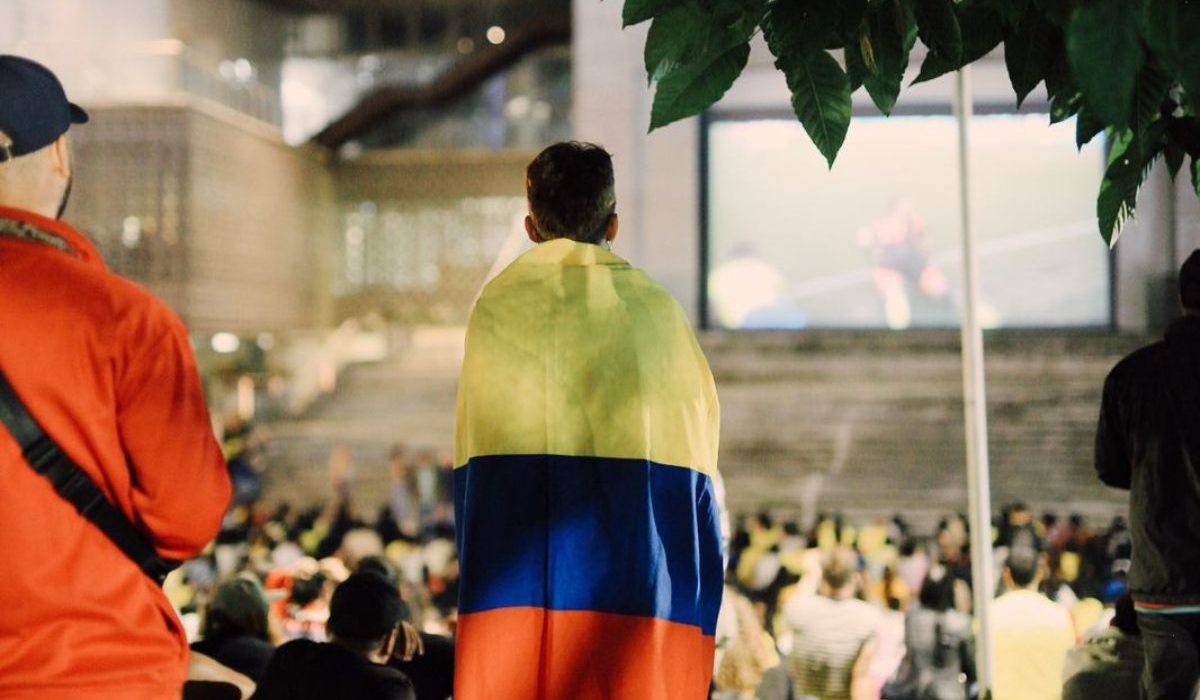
[1181,249,1200,311]
[0,55,88,163]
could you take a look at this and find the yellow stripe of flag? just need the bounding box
[456,239,719,476]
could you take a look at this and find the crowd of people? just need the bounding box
[171,440,459,699]
[711,505,1150,700]
[179,436,1150,700]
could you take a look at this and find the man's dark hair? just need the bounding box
[1180,249,1200,312]
[918,566,956,612]
[355,555,401,590]
[289,571,326,608]
[525,141,615,244]
[328,572,405,651]
[1006,546,1040,587]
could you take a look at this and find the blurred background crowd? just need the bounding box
[174,427,1142,700]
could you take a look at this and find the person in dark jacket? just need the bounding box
[191,576,276,683]
[1095,248,1200,700]
[356,555,455,700]
[253,572,415,700]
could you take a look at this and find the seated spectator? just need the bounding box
[277,558,330,641]
[252,572,415,700]
[713,587,788,700]
[1062,594,1142,700]
[783,547,880,700]
[883,565,973,700]
[191,577,276,683]
[356,556,454,700]
[990,547,1076,700]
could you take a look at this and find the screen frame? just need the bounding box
[698,103,1116,332]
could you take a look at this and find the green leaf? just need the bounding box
[1004,11,1058,108]
[1132,61,1172,141]
[1067,0,1145,129]
[763,1,853,164]
[860,0,915,114]
[914,0,963,65]
[644,6,700,83]
[1044,39,1078,124]
[1050,91,1081,124]
[762,0,839,59]
[1076,106,1105,148]
[1033,0,1078,27]
[979,0,1031,27]
[1097,126,1164,246]
[650,43,751,130]
[624,0,684,27]
[1042,37,1073,100]
[859,33,878,74]
[845,41,867,92]
[912,2,1005,85]
[898,0,920,52]
[837,0,870,40]
[1144,0,1200,114]
[781,51,853,167]
[701,0,768,29]
[1097,129,1142,246]
[1144,0,1196,58]
[1168,116,1200,158]
[1193,157,1200,199]
[644,1,756,84]
[1165,139,1186,179]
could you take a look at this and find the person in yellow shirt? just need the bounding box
[990,547,1077,700]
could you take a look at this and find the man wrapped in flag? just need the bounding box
[454,142,724,699]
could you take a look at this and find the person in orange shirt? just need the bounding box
[0,55,231,699]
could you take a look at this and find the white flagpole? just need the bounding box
[954,65,996,698]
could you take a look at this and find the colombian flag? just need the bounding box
[454,238,724,699]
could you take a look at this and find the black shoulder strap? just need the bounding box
[0,369,177,584]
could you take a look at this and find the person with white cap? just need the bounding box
[0,55,231,699]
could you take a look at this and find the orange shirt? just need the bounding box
[0,206,231,699]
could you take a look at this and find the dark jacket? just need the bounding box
[191,636,275,683]
[252,639,415,700]
[390,633,454,700]
[1096,315,1200,604]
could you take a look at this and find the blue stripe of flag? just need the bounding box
[454,454,724,635]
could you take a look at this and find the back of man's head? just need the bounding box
[1180,249,1200,314]
[327,572,406,658]
[355,555,400,590]
[820,546,859,594]
[1005,546,1040,589]
[525,141,615,244]
[203,575,270,643]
